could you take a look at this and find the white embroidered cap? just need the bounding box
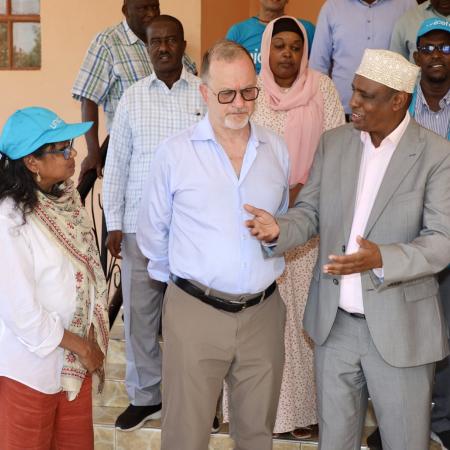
[355,49,420,93]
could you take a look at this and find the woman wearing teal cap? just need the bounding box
[0,107,109,450]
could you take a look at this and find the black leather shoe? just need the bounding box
[436,430,450,450]
[367,427,383,450]
[115,403,162,432]
[212,415,221,433]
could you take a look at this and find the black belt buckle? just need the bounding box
[170,275,275,313]
[339,307,365,319]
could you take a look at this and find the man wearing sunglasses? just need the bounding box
[137,40,289,450]
[412,17,450,450]
[411,18,450,140]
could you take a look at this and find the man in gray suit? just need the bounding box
[245,48,450,450]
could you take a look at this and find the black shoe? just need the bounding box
[366,427,383,450]
[115,403,162,432]
[211,415,221,433]
[436,430,450,450]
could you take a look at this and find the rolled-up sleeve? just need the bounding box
[72,35,113,105]
[0,219,64,358]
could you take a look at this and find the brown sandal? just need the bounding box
[290,427,312,440]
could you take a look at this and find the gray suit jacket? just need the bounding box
[275,119,450,367]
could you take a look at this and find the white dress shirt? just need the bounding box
[0,199,77,394]
[339,113,410,313]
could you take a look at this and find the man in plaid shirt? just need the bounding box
[72,0,197,181]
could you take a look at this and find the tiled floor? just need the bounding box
[93,313,443,449]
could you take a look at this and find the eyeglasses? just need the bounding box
[208,86,260,104]
[44,140,74,160]
[417,44,450,55]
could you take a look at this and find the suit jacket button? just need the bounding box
[333,278,339,285]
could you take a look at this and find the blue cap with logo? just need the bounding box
[417,17,450,40]
[0,106,93,160]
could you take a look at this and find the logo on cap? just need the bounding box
[49,118,62,129]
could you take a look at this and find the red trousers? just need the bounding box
[0,375,94,450]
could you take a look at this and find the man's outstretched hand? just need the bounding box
[244,204,280,242]
[323,236,382,275]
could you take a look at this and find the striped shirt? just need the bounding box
[414,84,450,140]
[103,69,206,233]
[72,20,197,131]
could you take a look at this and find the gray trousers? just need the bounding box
[121,233,165,406]
[161,281,286,450]
[315,309,434,450]
[432,267,450,434]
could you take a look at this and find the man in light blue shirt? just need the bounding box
[102,15,206,432]
[137,40,289,450]
[309,0,416,116]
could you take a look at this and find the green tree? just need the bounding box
[13,23,40,68]
[0,23,7,67]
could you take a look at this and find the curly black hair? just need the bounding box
[0,143,62,222]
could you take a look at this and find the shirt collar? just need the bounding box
[426,0,448,17]
[417,83,450,110]
[119,19,143,46]
[443,88,450,106]
[148,67,190,88]
[356,0,386,5]
[190,114,265,147]
[360,112,411,148]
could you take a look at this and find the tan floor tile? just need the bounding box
[93,379,128,408]
[94,426,115,450]
[105,363,126,381]
[300,445,317,450]
[116,428,161,450]
[208,434,235,450]
[274,442,302,449]
[93,406,122,426]
[107,340,126,365]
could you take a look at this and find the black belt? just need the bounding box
[170,275,276,313]
[338,307,366,319]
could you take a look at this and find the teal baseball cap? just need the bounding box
[417,17,450,41]
[0,106,93,160]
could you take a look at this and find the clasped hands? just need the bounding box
[244,204,382,275]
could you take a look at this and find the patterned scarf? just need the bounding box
[31,180,109,400]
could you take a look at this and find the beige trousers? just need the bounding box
[161,281,286,450]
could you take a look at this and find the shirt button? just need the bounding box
[333,278,339,285]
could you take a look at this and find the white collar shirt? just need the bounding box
[0,199,78,394]
[339,113,410,313]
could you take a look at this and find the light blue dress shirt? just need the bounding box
[309,0,416,114]
[136,115,290,294]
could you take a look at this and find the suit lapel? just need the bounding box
[364,120,425,237]
[341,129,363,242]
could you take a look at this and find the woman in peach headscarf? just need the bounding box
[254,16,344,439]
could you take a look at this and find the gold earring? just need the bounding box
[36,171,41,182]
